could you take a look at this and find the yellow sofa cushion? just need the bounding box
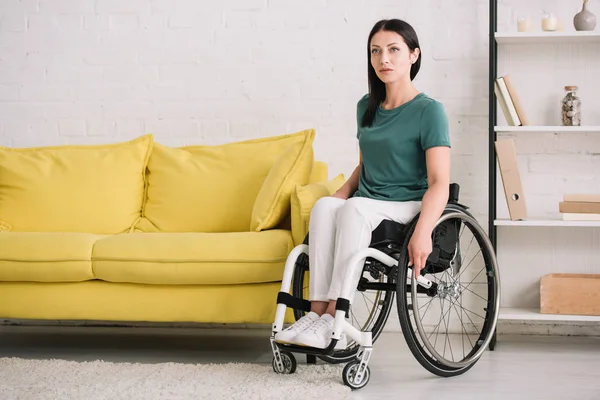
[92,230,293,285]
[136,129,315,233]
[249,130,315,232]
[290,174,346,245]
[0,135,153,234]
[0,232,103,282]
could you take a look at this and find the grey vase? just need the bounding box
[574,2,597,31]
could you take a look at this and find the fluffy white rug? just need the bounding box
[0,358,350,400]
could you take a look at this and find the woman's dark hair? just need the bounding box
[361,19,421,127]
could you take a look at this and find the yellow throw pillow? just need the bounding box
[250,130,315,232]
[309,161,329,184]
[290,174,346,245]
[0,135,153,233]
[137,129,315,233]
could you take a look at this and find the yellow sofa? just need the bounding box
[0,130,345,325]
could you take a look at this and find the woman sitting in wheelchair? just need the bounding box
[275,18,451,350]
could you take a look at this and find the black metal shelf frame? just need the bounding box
[488,0,497,254]
[487,0,498,350]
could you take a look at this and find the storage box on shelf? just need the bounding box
[541,274,600,317]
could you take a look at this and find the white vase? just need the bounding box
[574,1,597,31]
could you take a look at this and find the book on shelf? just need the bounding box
[559,194,600,221]
[563,194,600,203]
[494,75,529,126]
[562,213,600,221]
[495,138,528,220]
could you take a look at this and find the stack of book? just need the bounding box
[559,194,600,221]
[494,74,529,126]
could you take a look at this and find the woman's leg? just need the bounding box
[274,196,345,343]
[293,198,422,348]
[308,196,346,314]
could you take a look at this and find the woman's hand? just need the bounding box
[407,229,432,277]
[331,188,349,200]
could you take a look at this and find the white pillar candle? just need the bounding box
[517,16,533,32]
[541,13,558,31]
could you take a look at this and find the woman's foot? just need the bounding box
[293,314,347,350]
[274,311,319,344]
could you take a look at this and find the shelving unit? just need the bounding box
[488,1,600,338]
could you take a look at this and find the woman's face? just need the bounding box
[370,30,418,84]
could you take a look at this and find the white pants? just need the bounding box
[308,196,422,303]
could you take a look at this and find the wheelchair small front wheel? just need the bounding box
[272,351,296,374]
[342,361,370,390]
[396,210,500,377]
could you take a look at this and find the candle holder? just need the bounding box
[517,15,533,32]
[541,12,558,31]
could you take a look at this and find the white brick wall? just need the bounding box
[0,0,492,224]
[1,0,598,228]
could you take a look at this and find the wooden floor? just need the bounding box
[0,325,599,399]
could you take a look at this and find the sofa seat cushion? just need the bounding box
[92,230,293,285]
[0,232,103,282]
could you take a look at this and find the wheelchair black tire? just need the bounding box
[396,207,500,377]
[291,252,395,364]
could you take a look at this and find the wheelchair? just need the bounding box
[269,183,500,390]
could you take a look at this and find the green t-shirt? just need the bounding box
[353,92,450,202]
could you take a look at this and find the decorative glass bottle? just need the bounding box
[561,86,581,126]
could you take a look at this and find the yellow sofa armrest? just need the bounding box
[290,174,346,246]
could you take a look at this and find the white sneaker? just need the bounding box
[274,311,319,344]
[293,314,347,350]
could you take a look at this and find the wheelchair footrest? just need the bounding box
[274,340,339,356]
[277,292,311,312]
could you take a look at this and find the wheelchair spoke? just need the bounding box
[454,247,482,283]
[445,297,457,361]
[455,306,482,340]
[452,296,474,358]
[427,297,454,342]
[454,304,486,323]
[418,296,435,313]
[441,297,453,361]
[459,281,488,302]
[458,226,476,273]
[460,267,486,294]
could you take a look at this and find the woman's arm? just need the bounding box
[408,146,451,275]
[333,153,362,199]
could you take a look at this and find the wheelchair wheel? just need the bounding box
[396,208,500,377]
[291,252,395,364]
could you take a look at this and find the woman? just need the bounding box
[275,18,451,349]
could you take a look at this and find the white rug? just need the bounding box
[0,357,351,400]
